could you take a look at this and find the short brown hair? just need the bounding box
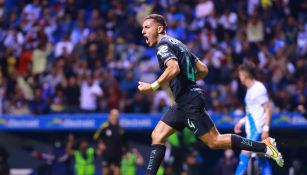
[238,62,256,79]
[144,14,167,32]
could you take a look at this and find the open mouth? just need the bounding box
[144,36,149,44]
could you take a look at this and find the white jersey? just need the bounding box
[245,81,269,135]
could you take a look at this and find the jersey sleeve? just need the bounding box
[156,43,177,66]
[191,53,199,64]
[255,84,269,105]
[99,122,109,140]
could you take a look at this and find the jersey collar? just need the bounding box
[157,35,168,44]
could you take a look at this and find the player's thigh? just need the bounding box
[155,105,185,143]
[102,167,110,175]
[152,120,177,143]
[111,164,120,175]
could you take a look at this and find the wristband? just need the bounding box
[263,125,270,132]
[239,118,246,124]
[151,81,160,91]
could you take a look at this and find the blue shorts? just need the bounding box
[247,132,261,141]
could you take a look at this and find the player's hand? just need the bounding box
[138,81,152,92]
[96,149,102,156]
[98,142,106,151]
[68,133,74,142]
[234,123,242,134]
[261,131,269,140]
[31,151,39,158]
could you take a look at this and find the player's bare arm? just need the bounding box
[138,59,180,92]
[66,133,74,155]
[262,101,272,139]
[195,59,208,80]
[234,117,246,134]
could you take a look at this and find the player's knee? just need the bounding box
[208,140,219,149]
[207,137,220,150]
[151,130,165,144]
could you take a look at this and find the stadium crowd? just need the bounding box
[0,0,306,115]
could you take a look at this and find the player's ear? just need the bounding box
[157,26,164,34]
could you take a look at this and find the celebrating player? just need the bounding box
[138,14,284,175]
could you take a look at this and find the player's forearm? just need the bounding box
[196,71,207,80]
[264,108,272,126]
[195,60,208,80]
[263,103,272,131]
[66,142,73,154]
[156,64,180,86]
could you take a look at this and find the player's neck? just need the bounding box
[245,79,256,89]
[157,34,167,44]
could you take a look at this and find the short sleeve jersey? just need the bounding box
[245,81,269,133]
[155,36,200,102]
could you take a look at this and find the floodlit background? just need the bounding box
[0,0,306,174]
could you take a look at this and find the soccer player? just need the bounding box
[234,63,273,175]
[138,14,284,175]
[94,109,127,175]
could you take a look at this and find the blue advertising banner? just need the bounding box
[0,113,306,131]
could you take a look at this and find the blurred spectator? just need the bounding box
[7,91,30,115]
[63,76,80,113]
[105,83,122,111]
[131,92,150,113]
[246,15,264,43]
[0,144,9,175]
[195,0,214,18]
[215,149,238,175]
[22,0,41,21]
[120,70,138,99]
[200,25,218,51]
[50,87,66,113]
[0,0,4,20]
[152,90,172,113]
[220,9,238,36]
[181,150,204,175]
[288,159,305,175]
[297,23,307,56]
[100,70,121,111]
[156,98,168,113]
[70,21,90,45]
[31,140,70,175]
[32,42,51,75]
[66,134,96,175]
[3,28,24,56]
[17,47,32,76]
[120,148,144,175]
[44,65,64,94]
[165,128,197,175]
[247,0,259,16]
[80,74,103,113]
[29,87,49,114]
[298,97,307,119]
[54,35,74,58]
[0,71,5,114]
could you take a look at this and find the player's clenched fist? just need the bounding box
[138,81,153,92]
